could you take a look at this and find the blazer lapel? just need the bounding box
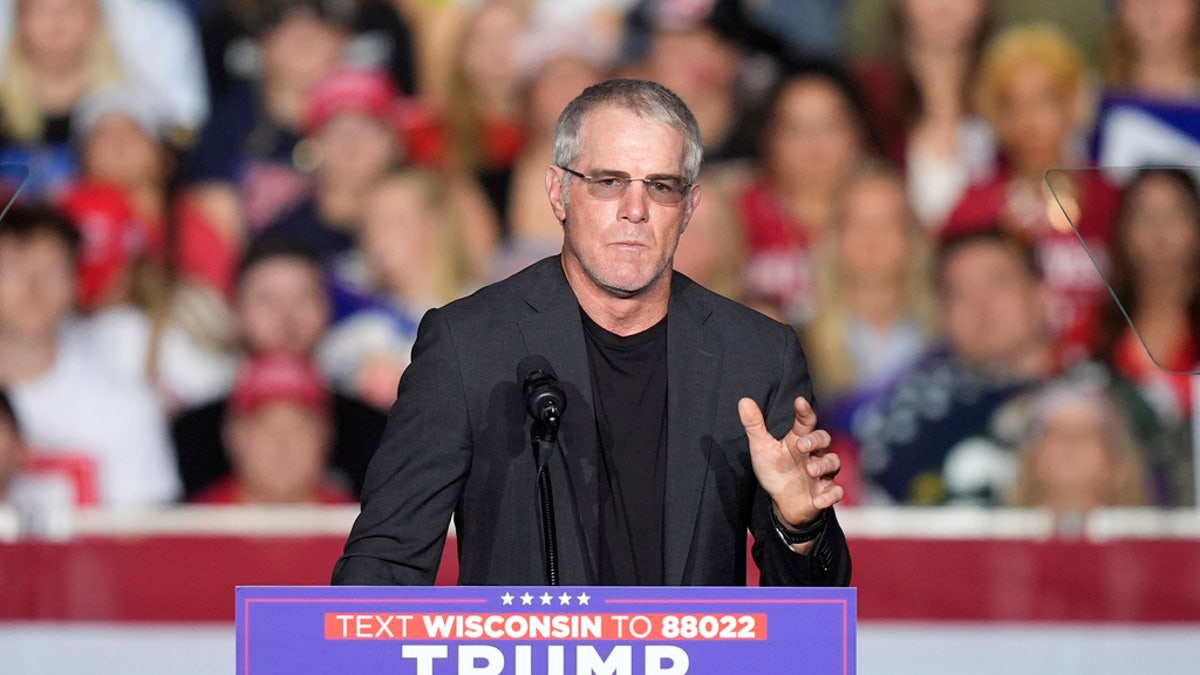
[516,258,601,583]
[663,276,722,584]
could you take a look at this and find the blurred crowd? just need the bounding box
[0,0,1198,535]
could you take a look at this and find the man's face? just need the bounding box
[940,241,1048,370]
[547,105,700,298]
[235,259,330,356]
[0,234,76,340]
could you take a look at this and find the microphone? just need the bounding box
[516,355,566,586]
[517,355,567,430]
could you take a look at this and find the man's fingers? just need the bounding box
[813,484,845,510]
[806,451,841,478]
[790,396,819,436]
[792,429,831,454]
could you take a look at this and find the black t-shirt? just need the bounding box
[581,309,668,585]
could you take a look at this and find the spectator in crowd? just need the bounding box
[807,162,938,409]
[171,240,385,499]
[623,0,778,164]
[0,0,123,200]
[189,354,354,505]
[255,67,412,264]
[737,59,871,326]
[1009,375,1150,528]
[58,182,238,412]
[442,0,529,230]
[854,0,997,227]
[0,204,179,506]
[51,83,240,411]
[855,227,1057,506]
[185,0,353,242]
[945,24,1120,361]
[1094,0,1200,175]
[487,19,613,279]
[319,167,475,410]
[70,82,237,297]
[1094,167,1199,506]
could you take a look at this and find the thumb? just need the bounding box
[738,397,774,444]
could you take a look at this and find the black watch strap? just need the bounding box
[771,506,828,545]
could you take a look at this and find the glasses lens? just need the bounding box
[582,174,687,204]
[644,178,686,204]
[586,176,628,200]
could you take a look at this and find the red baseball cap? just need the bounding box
[229,355,331,418]
[302,68,414,135]
[57,181,148,311]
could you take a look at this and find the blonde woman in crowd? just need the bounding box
[0,0,121,145]
[0,0,122,199]
[320,166,476,410]
[807,162,938,406]
[485,19,613,279]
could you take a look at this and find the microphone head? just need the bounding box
[517,355,566,422]
[517,354,556,385]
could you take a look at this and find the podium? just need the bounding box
[236,585,856,674]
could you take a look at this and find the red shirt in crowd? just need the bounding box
[737,179,819,325]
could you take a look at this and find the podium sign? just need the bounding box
[236,585,856,674]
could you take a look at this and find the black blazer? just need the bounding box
[333,256,851,586]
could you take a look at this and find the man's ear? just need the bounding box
[680,182,702,235]
[545,165,568,223]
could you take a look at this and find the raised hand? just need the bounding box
[738,396,844,529]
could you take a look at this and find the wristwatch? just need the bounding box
[771,506,828,545]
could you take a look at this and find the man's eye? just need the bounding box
[649,181,677,194]
[595,178,625,188]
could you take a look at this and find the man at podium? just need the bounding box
[332,79,851,587]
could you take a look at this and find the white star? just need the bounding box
[540,592,553,606]
[576,592,590,606]
[520,593,533,605]
[500,592,514,606]
[558,592,572,605]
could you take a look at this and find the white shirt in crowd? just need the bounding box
[8,323,180,508]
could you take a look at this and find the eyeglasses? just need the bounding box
[558,166,692,205]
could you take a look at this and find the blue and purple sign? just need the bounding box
[236,585,856,674]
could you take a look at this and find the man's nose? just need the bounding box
[618,181,650,223]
